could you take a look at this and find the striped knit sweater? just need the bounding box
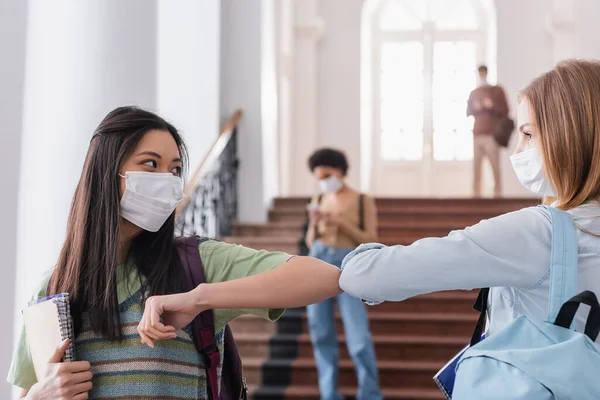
[75,289,224,400]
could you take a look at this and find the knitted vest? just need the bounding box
[74,289,225,400]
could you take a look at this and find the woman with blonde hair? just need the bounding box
[336,59,600,340]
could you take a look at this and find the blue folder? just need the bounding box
[433,334,485,399]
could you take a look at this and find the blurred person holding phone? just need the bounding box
[304,148,382,400]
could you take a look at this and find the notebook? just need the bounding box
[22,293,75,379]
[433,334,485,400]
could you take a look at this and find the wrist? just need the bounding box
[24,384,39,400]
[191,283,211,313]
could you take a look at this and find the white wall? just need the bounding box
[157,0,221,172]
[575,0,600,60]
[220,0,265,223]
[0,2,27,397]
[280,0,600,198]
[495,0,553,197]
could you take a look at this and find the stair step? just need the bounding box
[369,291,477,313]
[244,358,443,388]
[272,196,538,209]
[232,224,463,238]
[270,203,535,214]
[231,312,477,337]
[235,332,467,362]
[233,219,486,231]
[223,235,454,254]
[250,385,445,399]
[268,211,520,225]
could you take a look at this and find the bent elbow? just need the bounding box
[339,267,366,300]
[339,258,378,301]
[339,266,356,294]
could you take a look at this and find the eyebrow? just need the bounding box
[136,151,182,163]
[519,123,531,132]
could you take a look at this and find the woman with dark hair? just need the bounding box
[8,106,341,400]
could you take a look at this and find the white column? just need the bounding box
[0,1,27,398]
[277,0,295,196]
[14,4,157,395]
[221,0,266,223]
[157,0,221,171]
[287,0,324,195]
[546,0,576,63]
[261,0,281,207]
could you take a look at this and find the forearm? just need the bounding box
[193,256,342,310]
[338,220,376,244]
[305,222,317,249]
[340,209,551,303]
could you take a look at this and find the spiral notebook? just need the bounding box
[22,293,75,379]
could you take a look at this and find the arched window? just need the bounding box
[362,0,496,196]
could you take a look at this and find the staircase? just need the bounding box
[226,197,538,399]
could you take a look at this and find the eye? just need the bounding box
[143,160,157,168]
[172,166,182,176]
[523,132,533,140]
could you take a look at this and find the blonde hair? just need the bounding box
[521,59,600,210]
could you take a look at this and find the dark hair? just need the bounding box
[49,106,188,340]
[308,148,349,176]
[478,65,488,74]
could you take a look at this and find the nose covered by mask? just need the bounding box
[510,148,555,196]
[120,171,184,232]
[319,176,344,194]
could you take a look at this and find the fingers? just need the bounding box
[48,339,70,363]
[138,297,176,348]
[148,297,161,328]
[62,361,91,373]
[138,324,176,348]
[70,370,94,384]
[73,391,90,400]
[71,380,93,396]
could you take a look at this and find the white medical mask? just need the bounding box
[319,176,343,194]
[119,171,184,232]
[510,148,555,196]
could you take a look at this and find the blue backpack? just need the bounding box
[453,206,600,399]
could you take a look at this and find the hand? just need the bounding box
[138,290,202,348]
[308,209,322,225]
[325,213,342,226]
[27,339,93,400]
[483,97,493,109]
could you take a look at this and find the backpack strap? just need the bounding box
[544,206,579,324]
[176,236,220,400]
[358,193,365,231]
[471,206,579,345]
[470,288,489,346]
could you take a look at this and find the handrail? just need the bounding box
[176,110,242,216]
